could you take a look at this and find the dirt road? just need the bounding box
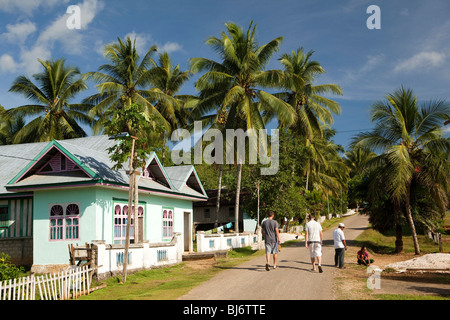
[179,213,370,300]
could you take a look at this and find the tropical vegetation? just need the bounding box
[4,58,92,143]
[351,87,450,254]
[0,22,448,254]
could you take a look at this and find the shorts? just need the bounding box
[265,242,279,254]
[308,242,322,258]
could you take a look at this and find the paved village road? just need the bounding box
[179,213,370,300]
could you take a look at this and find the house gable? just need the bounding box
[184,167,207,197]
[142,153,175,190]
[7,140,97,185]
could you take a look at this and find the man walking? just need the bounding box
[305,214,323,273]
[333,223,347,268]
[261,211,281,271]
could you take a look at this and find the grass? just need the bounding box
[78,247,263,300]
[320,216,346,231]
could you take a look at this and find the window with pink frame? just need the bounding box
[162,208,173,240]
[49,203,80,241]
[114,203,144,244]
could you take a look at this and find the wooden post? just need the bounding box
[134,168,139,243]
[123,136,137,283]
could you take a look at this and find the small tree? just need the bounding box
[103,102,163,282]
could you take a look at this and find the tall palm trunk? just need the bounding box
[214,164,223,228]
[405,183,420,255]
[234,163,242,233]
[395,223,404,253]
[305,165,310,191]
[161,132,166,166]
[394,202,403,253]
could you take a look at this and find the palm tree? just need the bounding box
[304,128,348,216]
[145,52,193,165]
[344,146,376,178]
[352,86,450,254]
[275,47,342,139]
[271,48,343,211]
[190,21,296,232]
[0,105,26,145]
[6,59,92,143]
[83,37,175,133]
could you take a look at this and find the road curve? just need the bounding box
[179,213,370,300]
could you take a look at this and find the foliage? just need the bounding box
[240,129,308,222]
[83,36,175,134]
[0,253,25,281]
[5,58,92,143]
[275,47,342,139]
[190,21,297,232]
[102,103,163,171]
[352,86,450,254]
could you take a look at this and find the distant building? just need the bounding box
[193,189,257,233]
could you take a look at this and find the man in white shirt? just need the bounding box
[333,223,347,269]
[304,214,323,273]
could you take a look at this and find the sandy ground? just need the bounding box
[333,248,450,299]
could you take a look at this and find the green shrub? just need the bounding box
[0,253,25,281]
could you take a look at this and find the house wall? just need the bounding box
[144,193,192,244]
[94,187,193,246]
[31,185,193,271]
[196,231,261,252]
[32,187,98,269]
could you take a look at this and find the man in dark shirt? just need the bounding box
[261,211,281,271]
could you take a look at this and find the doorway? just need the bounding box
[183,211,192,252]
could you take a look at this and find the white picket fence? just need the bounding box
[0,265,93,300]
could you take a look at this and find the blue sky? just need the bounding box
[0,0,449,149]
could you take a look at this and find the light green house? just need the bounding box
[0,135,207,274]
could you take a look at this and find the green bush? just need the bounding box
[0,253,25,281]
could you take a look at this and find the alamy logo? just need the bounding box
[66,5,81,30]
[170,121,279,175]
[366,265,382,289]
[366,5,381,30]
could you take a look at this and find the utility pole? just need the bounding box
[123,136,137,283]
[256,180,260,229]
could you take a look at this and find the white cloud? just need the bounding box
[124,32,152,56]
[19,45,52,75]
[2,21,37,43]
[0,0,67,16]
[161,41,183,54]
[443,126,450,134]
[400,8,409,16]
[394,51,446,73]
[0,54,18,73]
[341,54,385,85]
[37,0,104,52]
[0,0,104,75]
[122,32,183,56]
